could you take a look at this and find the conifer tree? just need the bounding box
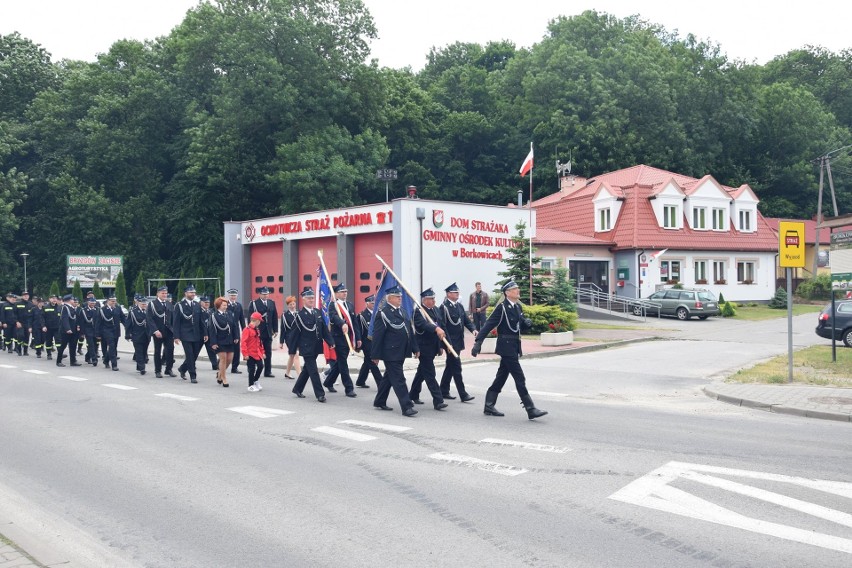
[92,281,104,299]
[497,221,547,304]
[72,279,83,300]
[134,272,146,298]
[114,270,128,307]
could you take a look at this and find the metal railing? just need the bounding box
[575,283,660,320]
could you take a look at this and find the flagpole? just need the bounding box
[317,250,355,351]
[374,254,459,358]
[528,142,533,305]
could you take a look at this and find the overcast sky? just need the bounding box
[1,0,849,68]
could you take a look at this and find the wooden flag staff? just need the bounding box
[374,254,458,358]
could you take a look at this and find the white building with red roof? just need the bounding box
[533,165,779,301]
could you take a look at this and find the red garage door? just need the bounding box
[249,242,285,307]
[297,237,337,298]
[353,231,392,309]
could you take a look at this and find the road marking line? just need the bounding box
[479,438,571,454]
[311,426,377,442]
[0,364,17,369]
[609,461,852,555]
[227,406,295,418]
[338,419,412,433]
[428,453,528,476]
[58,376,88,382]
[23,369,49,375]
[521,389,571,398]
[102,384,138,390]
[155,393,199,402]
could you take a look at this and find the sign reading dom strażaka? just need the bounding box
[66,255,123,288]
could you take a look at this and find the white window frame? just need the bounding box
[539,258,556,275]
[692,207,707,230]
[712,208,725,230]
[661,260,681,282]
[694,260,707,282]
[663,205,678,229]
[599,208,611,231]
[739,210,752,232]
[737,261,756,283]
[712,261,726,283]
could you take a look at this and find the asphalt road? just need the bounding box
[0,313,849,567]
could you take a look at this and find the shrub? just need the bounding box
[721,301,737,317]
[718,292,726,304]
[768,287,788,309]
[524,304,578,333]
[795,274,832,301]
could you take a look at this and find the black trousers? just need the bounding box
[324,343,355,393]
[486,355,530,400]
[247,357,263,386]
[178,340,202,378]
[409,354,444,405]
[84,334,98,363]
[46,328,62,352]
[356,345,382,386]
[374,360,413,413]
[57,331,78,364]
[15,326,30,353]
[472,310,487,331]
[440,351,469,397]
[152,334,174,372]
[31,327,45,353]
[261,335,273,375]
[101,334,119,368]
[3,327,14,350]
[294,355,325,399]
[133,338,150,371]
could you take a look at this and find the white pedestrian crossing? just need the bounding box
[479,438,571,454]
[102,384,138,391]
[58,375,88,382]
[338,419,412,433]
[155,393,199,402]
[0,364,17,369]
[227,406,294,418]
[428,453,528,476]
[23,369,49,375]
[311,426,377,442]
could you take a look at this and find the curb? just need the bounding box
[702,386,852,423]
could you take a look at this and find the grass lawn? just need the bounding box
[727,303,822,321]
[727,345,852,387]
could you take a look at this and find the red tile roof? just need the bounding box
[533,227,611,246]
[535,164,778,252]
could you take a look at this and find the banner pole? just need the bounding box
[317,250,354,351]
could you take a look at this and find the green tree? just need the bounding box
[72,279,83,300]
[545,261,576,312]
[49,280,60,299]
[92,280,104,299]
[114,270,127,307]
[134,271,145,298]
[175,270,187,299]
[497,221,547,304]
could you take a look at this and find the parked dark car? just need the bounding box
[633,288,721,320]
[815,300,852,346]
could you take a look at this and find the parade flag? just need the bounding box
[367,268,414,338]
[316,264,333,326]
[519,143,534,177]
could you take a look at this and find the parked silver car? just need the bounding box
[634,288,721,320]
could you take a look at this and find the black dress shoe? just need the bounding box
[292,390,306,398]
[318,396,326,403]
[345,392,357,398]
[264,373,275,378]
[155,372,163,378]
[412,398,424,405]
[56,362,66,367]
[166,371,177,377]
[443,394,457,400]
[374,404,393,411]
[180,372,187,380]
[190,377,198,383]
[434,402,448,410]
[112,367,119,371]
[140,370,146,375]
[70,362,82,367]
[460,394,475,403]
[356,384,370,388]
[402,407,418,417]
[232,369,242,374]
[326,386,338,393]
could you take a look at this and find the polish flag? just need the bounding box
[648,249,668,262]
[519,144,533,177]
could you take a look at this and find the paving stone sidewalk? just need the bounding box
[703,382,852,422]
[0,536,43,568]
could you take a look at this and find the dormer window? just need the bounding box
[739,210,752,232]
[712,208,725,230]
[663,205,678,229]
[692,207,707,230]
[599,208,612,231]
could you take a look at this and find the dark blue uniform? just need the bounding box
[290,305,335,401]
[146,296,175,376]
[80,302,99,365]
[227,297,245,373]
[207,309,239,351]
[127,305,150,374]
[439,298,476,401]
[1,297,17,353]
[14,297,33,355]
[172,298,206,382]
[56,302,80,366]
[95,302,126,370]
[325,298,361,395]
[409,304,446,409]
[371,302,419,416]
[42,299,61,358]
[355,307,382,387]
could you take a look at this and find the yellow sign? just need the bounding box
[779,221,806,268]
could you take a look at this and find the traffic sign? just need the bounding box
[779,221,805,268]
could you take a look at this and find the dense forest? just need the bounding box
[1,0,851,295]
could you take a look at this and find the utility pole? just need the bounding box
[812,146,850,275]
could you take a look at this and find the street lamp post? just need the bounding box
[20,253,29,292]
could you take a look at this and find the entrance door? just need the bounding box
[569,260,609,293]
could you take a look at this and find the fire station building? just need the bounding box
[223,198,533,307]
